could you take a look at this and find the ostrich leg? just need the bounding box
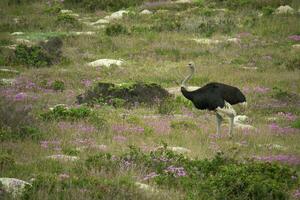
[216,112,223,135]
[216,101,237,137]
[228,115,234,137]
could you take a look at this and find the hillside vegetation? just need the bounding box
[0,0,300,199]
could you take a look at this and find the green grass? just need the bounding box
[0,0,300,199]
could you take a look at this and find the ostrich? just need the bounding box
[181,62,247,137]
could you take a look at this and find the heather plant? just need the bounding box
[170,120,197,130]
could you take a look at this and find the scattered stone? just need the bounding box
[15,38,32,45]
[140,9,153,15]
[49,104,69,111]
[192,38,221,45]
[234,115,249,124]
[90,19,109,26]
[135,182,156,192]
[47,154,79,162]
[227,38,240,44]
[174,0,193,3]
[167,146,191,153]
[241,67,258,70]
[0,178,31,198]
[274,5,294,15]
[292,44,300,49]
[70,31,95,36]
[235,123,256,130]
[0,68,19,74]
[3,44,17,50]
[60,9,79,17]
[11,32,24,36]
[104,10,129,21]
[266,117,278,122]
[0,78,15,85]
[87,59,124,67]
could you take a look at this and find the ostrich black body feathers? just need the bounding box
[181,82,246,111]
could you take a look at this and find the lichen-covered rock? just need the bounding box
[87,59,124,67]
[104,10,129,21]
[90,19,109,26]
[0,178,31,198]
[77,82,171,107]
[47,154,79,162]
[274,5,294,14]
[140,9,153,15]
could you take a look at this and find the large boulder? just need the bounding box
[274,5,294,14]
[0,178,31,198]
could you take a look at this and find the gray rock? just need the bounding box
[87,59,124,67]
[0,178,31,198]
[274,5,294,14]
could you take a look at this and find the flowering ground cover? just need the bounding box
[0,0,300,199]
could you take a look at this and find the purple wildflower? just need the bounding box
[277,112,297,121]
[112,124,144,134]
[145,118,171,134]
[253,86,270,94]
[288,35,300,41]
[253,155,300,165]
[268,123,298,134]
[165,166,187,177]
[293,189,300,199]
[15,92,27,101]
[143,172,159,181]
[81,79,92,87]
[113,135,127,142]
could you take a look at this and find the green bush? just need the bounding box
[15,44,51,67]
[0,98,43,141]
[51,80,65,91]
[105,24,129,36]
[292,119,300,129]
[262,6,275,16]
[41,105,91,121]
[157,98,176,115]
[118,146,299,200]
[55,13,80,28]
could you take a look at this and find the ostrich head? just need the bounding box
[181,62,195,88]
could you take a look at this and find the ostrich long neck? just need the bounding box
[181,66,195,90]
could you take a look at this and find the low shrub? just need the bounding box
[55,13,81,29]
[51,80,65,91]
[117,146,299,200]
[286,57,300,71]
[77,82,171,107]
[0,98,43,141]
[41,105,91,121]
[15,44,51,67]
[292,119,300,129]
[105,24,129,36]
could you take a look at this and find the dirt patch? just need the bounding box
[77,82,171,107]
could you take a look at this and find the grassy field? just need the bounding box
[1,0,300,199]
